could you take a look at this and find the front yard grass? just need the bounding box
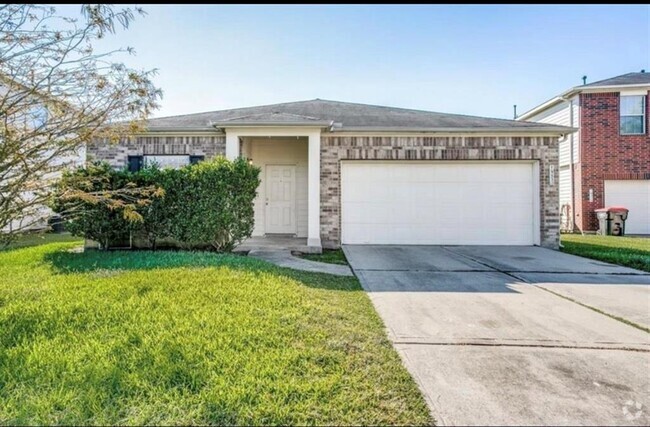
[0,241,432,425]
[298,249,348,265]
[560,234,650,272]
[2,232,82,250]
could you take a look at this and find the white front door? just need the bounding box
[265,165,297,234]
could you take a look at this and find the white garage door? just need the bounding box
[341,161,538,245]
[605,180,650,235]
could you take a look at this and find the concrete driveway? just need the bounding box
[343,245,650,426]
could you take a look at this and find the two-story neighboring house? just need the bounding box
[518,72,650,235]
[0,75,86,233]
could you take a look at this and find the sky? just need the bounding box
[58,4,650,120]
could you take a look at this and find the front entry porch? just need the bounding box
[241,136,308,239]
[225,127,322,251]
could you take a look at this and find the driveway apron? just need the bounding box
[344,245,650,426]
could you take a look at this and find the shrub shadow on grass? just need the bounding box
[44,249,361,292]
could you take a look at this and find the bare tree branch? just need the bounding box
[0,4,162,241]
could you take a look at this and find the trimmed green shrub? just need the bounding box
[51,157,261,252]
[165,157,260,251]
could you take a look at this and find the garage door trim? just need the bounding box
[340,160,541,246]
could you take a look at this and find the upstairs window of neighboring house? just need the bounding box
[620,95,646,135]
[127,155,205,172]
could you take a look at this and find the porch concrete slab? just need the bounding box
[248,249,353,276]
[360,271,650,348]
[342,245,489,271]
[234,236,320,254]
[445,245,649,274]
[517,273,650,330]
[398,344,650,426]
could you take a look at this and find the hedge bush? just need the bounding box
[52,157,261,251]
[50,162,136,250]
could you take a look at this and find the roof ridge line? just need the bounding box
[217,111,324,122]
[147,99,323,121]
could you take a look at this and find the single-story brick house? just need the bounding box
[87,99,573,251]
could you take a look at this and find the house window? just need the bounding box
[127,155,143,172]
[620,95,646,135]
[127,155,204,172]
[189,155,205,165]
[144,155,191,169]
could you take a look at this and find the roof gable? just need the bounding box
[519,72,650,121]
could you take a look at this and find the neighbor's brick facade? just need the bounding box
[320,135,560,249]
[576,91,650,231]
[87,135,226,168]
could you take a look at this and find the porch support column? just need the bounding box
[225,131,240,160]
[307,131,322,249]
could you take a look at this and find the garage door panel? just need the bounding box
[482,184,513,200]
[341,162,536,245]
[344,202,389,224]
[459,208,485,223]
[436,167,462,182]
[415,165,434,181]
[605,180,650,235]
[342,184,387,202]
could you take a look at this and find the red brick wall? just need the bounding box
[578,91,650,231]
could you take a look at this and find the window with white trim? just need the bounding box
[127,155,205,171]
[144,155,190,169]
[620,95,646,135]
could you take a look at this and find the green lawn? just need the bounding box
[298,249,348,265]
[0,241,432,425]
[2,232,82,250]
[560,234,650,272]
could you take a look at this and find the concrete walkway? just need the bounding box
[345,245,650,426]
[248,249,353,276]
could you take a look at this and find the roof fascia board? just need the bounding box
[330,126,575,135]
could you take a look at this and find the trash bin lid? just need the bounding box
[594,207,609,213]
[607,206,629,213]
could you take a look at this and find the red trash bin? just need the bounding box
[594,206,628,236]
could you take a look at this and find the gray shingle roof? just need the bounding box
[217,112,330,125]
[145,99,571,132]
[579,72,650,88]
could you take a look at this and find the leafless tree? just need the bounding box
[0,4,162,242]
